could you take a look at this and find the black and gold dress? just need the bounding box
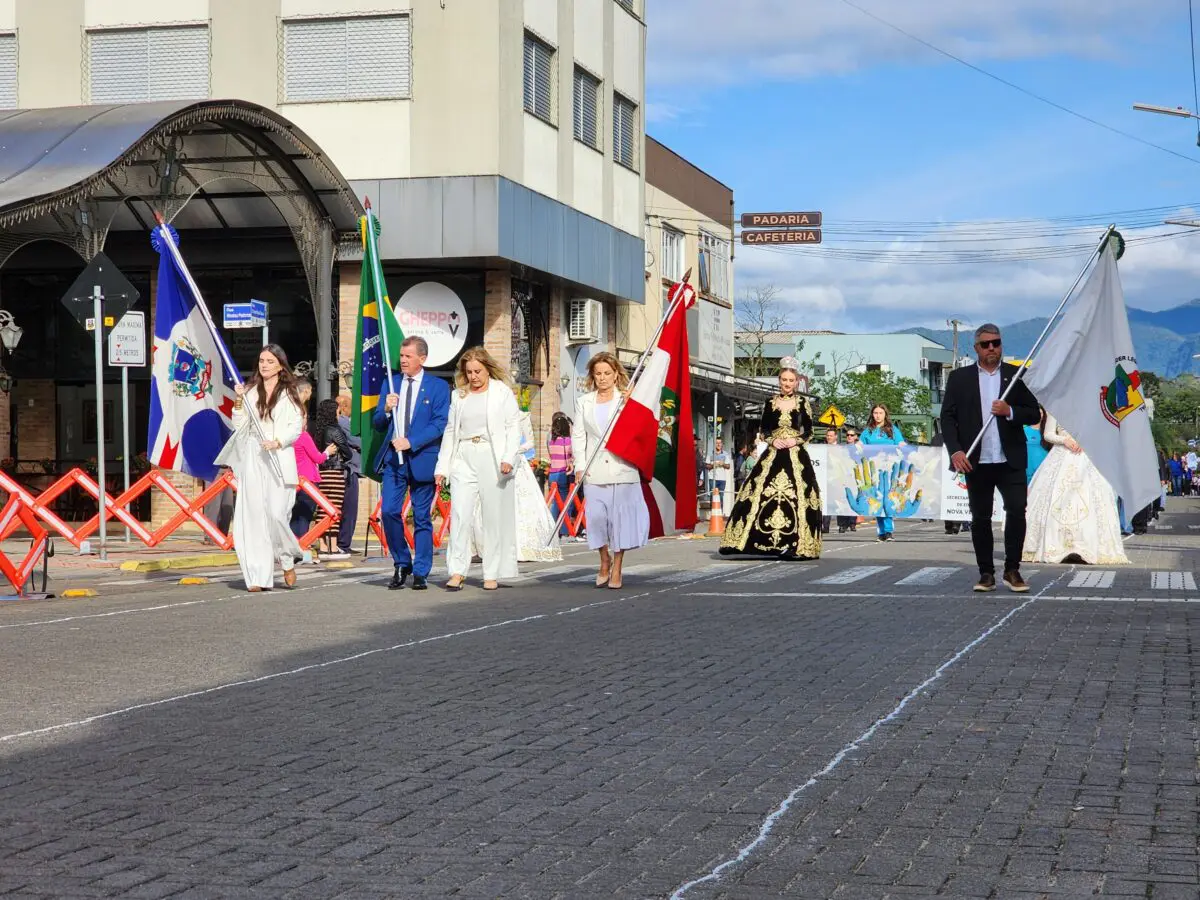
[720,395,822,559]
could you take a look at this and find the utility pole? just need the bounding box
[947,319,965,368]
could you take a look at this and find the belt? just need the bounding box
[460,436,490,444]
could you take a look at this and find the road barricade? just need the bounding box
[368,494,451,557]
[543,482,586,537]
[0,494,49,594]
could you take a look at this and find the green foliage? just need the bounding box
[810,369,933,427]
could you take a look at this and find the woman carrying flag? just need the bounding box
[215,345,306,591]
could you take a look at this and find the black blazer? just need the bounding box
[940,363,1040,470]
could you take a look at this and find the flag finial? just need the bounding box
[363,196,372,211]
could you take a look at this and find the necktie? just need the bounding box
[403,376,414,438]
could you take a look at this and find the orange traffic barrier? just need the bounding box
[368,494,450,557]
[0,494,49,594]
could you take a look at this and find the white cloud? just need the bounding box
[648,0,1175,87]
[733,221,1200,333]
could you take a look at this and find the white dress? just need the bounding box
[1022,415,1129,565]
[471,412,562,562]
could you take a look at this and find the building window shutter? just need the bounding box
[283,15,411,103]
[615,0,636,12]
[572,67,600,148]
[88,26,209,103]
[0,34,16,108]
[613,92,637,169]
[661,227,684,281]
[523,33,554,122]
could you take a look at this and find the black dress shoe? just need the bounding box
[388,566,411,590]
[411,575,427,591]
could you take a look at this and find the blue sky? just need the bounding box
[646,0,1200,332]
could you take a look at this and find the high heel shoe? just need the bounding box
[444,577,465,592]
[283,568,297,588]
[483,580,498,591]
[595,573,610,588]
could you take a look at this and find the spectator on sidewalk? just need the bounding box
[707,437,734,516]
[335,393,362,556]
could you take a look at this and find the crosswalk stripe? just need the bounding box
[1068,570,1116,589]
[653,564,732,584]
[1151,571,1196,590]
[563,563,671,584]
[813,565,891,585]
[895,567,960,586]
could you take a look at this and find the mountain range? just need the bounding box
[907,300,1200,378]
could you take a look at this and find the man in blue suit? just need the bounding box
[373,336,451,590]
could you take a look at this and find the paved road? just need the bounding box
[1,503,1199,898]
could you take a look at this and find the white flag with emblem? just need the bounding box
[1022,242,1159,513]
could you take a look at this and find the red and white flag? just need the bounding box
[606,281,698,537]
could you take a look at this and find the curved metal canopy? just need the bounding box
[0,98,363,250]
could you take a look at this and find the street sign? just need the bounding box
[61,252,140,328]
[818,405,846,428]
[223,300,268,329]
[741,229,822,245]
[740,211,822,228]
[108,311,146,367]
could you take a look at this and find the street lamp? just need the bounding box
[0,310,22,394]
[1132,103,1200,146]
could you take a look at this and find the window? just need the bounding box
[283,15,411,103]
[866,364,882,373]
[87,26,209,103]
[523,32,555,123]
[572,66,600,149]
[661,226,685,282]
[613,92,638,169]
[698,230,731,300]
[0,34,15,108]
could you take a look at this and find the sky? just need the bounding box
[645,0,1200,333]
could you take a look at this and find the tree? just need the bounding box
[811,369,932,428]
[734,284,790,378]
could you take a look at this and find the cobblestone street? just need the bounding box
[1,504,1198,898]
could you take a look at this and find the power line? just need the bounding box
[835,0,1200,167]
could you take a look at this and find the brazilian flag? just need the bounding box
[351,206,404,481]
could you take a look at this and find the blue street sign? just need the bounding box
[223,301,268,330]
[250,299,268,323]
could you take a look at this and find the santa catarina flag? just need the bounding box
[351,206,404,482]
[606,280,698,536]
[147,224,237,482]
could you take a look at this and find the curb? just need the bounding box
[118,552,240,574]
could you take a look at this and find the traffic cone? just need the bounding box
[706,487,726,536]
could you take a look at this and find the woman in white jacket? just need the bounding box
[572,351,649,590]
[214,344,305,592]
[435,347,521,591]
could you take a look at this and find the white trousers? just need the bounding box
[447,441,518,581]
[714,479,734,516]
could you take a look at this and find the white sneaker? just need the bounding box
[325,551,352,560]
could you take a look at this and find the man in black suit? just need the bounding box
[940,324,1041,593]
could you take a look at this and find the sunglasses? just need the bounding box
[976,339,1002,349]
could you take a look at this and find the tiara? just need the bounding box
[779,356,800,372]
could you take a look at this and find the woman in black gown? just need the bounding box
[720,358,822,559]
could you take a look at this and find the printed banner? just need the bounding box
[812,445,1005,522]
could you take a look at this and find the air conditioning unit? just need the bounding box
[568,298,601,343]
[918,358,929,371]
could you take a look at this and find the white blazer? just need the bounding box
[435,380,522,479]
[215,391,303,485]
[572,391,640,486]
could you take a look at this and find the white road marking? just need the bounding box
[813,565,891,585]
[653,564,731,583]
[1068,570,1116,589]
[1150,571,1196,590]
[895,567,960,586]
[668,571,1068,899]
[0,563,772,745]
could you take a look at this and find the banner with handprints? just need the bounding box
[807,445,1005,522]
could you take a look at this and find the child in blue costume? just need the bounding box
[860,404,906,542]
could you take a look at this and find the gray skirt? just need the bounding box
[586,482,650,552]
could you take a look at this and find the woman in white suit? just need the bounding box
[435,347,521,591]
[215,344,305,592]
[572,351,649,590]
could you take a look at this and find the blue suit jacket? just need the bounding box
[372,371,451,483]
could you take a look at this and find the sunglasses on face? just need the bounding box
[976,339,1002,349]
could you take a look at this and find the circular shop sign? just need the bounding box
[393,282,468,367]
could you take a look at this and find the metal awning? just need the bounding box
[689,362,778,403]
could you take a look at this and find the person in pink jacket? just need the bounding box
[291,417,336,538]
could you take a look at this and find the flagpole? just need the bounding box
[549,271,693,539]
[152,214,284,480]
[362,200,403,442]
[964,224,1116,460]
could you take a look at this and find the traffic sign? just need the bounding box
[741,229,822,245]
[223,300,268,329]
[61,252,140,328]
[108,311,146,367]
[818,405,846,428]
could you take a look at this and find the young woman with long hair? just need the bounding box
[547,412,575,538]
[571,352,649,589]
[215,344,306,591]
[434,347,522,591]
[860,403,906,542]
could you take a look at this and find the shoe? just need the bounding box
[325,551,351,560]
[283,568,297,588]
[883,533,894,542]
[483,580,498,591]
[973,573,997,593]
[247,586,264,593]
[1002,570,1029,593]
[389,566,411,590]
[595,573,610,588]
[444,576,465,592]
[412,575,427,591]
